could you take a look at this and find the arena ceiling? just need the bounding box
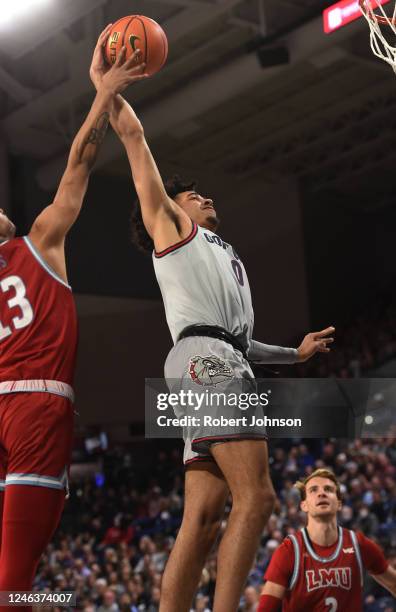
[1,0,396,206]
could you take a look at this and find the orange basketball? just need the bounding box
[105,15,168,76]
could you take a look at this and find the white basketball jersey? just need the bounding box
[153,223,254,351]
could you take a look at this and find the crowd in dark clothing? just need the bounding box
[295,298,396,378]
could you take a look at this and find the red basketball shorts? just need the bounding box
[0,392,74,494]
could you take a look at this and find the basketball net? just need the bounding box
[359,0,396,72]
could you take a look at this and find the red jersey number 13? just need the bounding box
[0,275,34,341]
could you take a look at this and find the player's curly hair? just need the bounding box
[130,175,197,254]
[294,468,342,501]
[130,202,154,254]
[164,174,197,199]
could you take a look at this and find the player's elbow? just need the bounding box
[119,123,145,143]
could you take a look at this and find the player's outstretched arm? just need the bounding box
[89,27,192,250]
[248,340,298,364]
[248,326,335,365]
[371,564,396,597]
[29,47,146,281]
[110,94,191,246]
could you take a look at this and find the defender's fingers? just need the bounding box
[98,23,113,46]
[314,326,336,338]
[126,74,149,83]
[124,50,143,68]
[115,46,127,66]
[127,63,147,75]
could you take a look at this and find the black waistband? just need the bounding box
[178,325,247,359]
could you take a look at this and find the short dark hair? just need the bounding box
[130,175,197,254]
[163,174,197,199]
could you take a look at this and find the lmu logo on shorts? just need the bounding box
[189,355,234,386]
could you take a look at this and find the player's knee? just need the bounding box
[255,486,276,520]
[235,485,275,524]
[202,518,223,546]
[185,507,223,544]
[262,485,276,515]
[200,508,224,543]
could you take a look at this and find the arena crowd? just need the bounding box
[34,295,396,610]
[295,296,396,379]
[34,437,396,611]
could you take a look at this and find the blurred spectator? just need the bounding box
[241,585,259,611]
[191,593,211,612]
[97,590,119,612]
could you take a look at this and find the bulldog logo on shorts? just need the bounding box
[189,355,234,386]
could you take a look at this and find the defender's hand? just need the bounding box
[99,46,148,95]
[297,326,335,363]
[90,24,113,90]
[90,26,148,93]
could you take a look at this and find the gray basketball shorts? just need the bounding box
[164,336,268,465]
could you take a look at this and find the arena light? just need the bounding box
[0,0,52,26]
[323,0,390,33]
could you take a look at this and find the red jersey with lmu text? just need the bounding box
[264,526,388,611]
[0,237,78,384]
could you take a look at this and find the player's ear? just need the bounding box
[300,500,308,513]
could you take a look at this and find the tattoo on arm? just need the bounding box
[77,112,110,163]
[86,112,110,145]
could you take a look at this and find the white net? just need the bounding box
[359,0,396,72]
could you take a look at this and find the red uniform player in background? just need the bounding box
[258,468,396,611]
[0,30,147,603]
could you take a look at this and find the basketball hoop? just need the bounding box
[359,0,396,72]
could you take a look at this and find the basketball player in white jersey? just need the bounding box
[90,30,335,612]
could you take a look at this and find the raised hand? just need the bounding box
[100,46,148,95]
[90,25,148,94]
[297,326,335,363]
[90,24,113,89]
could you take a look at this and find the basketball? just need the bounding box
[104,15,168,76]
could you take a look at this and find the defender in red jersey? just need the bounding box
[0,34,147,600]
[258,469,396,611]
